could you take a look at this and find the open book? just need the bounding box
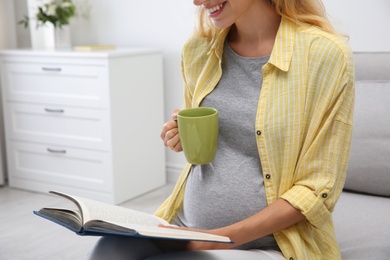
[33,191,232,243]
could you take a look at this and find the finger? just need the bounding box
[172,108,180,121]
[164,128,178,143]
[160,122,170,140]
[166,131,180,149]
[160,120,177,141]
[172,141,182,152]
[158,224,196,232]
[158,224,180,229]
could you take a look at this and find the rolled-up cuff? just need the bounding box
[281,185,331,229]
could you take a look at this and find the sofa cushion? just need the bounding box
[344,80,390,197]
[333,191,390,260]
[353,53,390,82]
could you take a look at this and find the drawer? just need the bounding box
[5,102,111,151]
[7,141,113,192]
[2,62,109,108]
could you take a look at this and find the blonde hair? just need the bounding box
[195,0,336,38]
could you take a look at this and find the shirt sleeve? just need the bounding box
[280,40,355,229]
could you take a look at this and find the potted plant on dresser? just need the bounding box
[20,0,76,49]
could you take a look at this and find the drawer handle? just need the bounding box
[42,67,62,72]
[47,148,67,154]
[45,108,64,113]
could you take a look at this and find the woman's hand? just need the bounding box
[160,109,182,152]
[157,224,236,251]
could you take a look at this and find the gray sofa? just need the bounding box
[333,52,390,260]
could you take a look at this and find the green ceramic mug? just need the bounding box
[177,107,219,165]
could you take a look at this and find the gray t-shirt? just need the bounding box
[175,42,279,251]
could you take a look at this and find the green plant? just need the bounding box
[19,0,76,29]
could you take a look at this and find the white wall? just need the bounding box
[0,0,19,184]
[5,0,390,182]
[323,0,390,52]
[69,0,196,180]
[0,0,17,49]
[62,0,196,180]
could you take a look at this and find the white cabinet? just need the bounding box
[0,49,166,204]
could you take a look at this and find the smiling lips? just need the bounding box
[205,3,225,15]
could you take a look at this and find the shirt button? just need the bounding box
[322,193,328,198]
[256,130,262,136]
[265,174,271,179]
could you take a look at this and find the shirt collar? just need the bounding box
[208,17,297,72]
[268,17,297,72]
[208,28,230,60]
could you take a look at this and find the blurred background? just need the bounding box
[0,0,389,186]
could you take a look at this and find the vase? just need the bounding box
[54,26,71,49]
[28,0,55,49]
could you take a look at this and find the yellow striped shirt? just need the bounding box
[155,17,355,260]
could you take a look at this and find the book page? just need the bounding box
[45,191,231,243]
[74,196,170,227]
[107,221,232,242]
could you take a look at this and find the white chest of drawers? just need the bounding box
[0,49,166,204]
